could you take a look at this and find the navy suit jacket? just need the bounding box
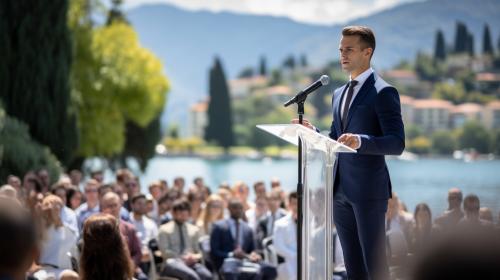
[210,219,256,270]
[329,73,405,202]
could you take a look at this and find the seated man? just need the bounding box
[211,199,277,280]
[158,199,212,280]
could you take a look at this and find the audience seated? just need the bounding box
[4,168,500,280]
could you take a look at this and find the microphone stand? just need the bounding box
[296,100,304,280]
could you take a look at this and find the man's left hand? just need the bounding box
[338,133,361,149]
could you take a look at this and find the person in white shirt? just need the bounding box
[130,193,159,276]
[36,195,78,279]
[51,182,79,235]
[75,179,101,230]
[273,192,298,280]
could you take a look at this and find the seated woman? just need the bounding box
[80,213,135,280]
[34,195,78,279]
[196,194,225,236]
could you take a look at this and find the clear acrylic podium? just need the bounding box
[257,124,356,280]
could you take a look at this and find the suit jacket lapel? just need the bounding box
[344,73,375,131]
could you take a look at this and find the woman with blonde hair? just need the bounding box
[34,195,78,279]
[80,213,134,280]
[196,194,225,235]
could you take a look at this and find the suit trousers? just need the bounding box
[161,258,212,280]
[333,186,388,280]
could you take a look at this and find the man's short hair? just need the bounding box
[463,194,480,214]
[50,181,66,194]
[115,168,133,183]
[289,191,298,202]
[0,197,37,271]
[342,26,376,55]
[98,183,115,197]
[131,193,146,204]
[172,199,191,212]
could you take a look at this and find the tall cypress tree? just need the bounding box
[467,33,475,57]
[497,35,500,54]
[482,24,494,55]
[0,0,78,165]
[259,56,267,76]
[434,29,447,61]
[300,54,308,68]
[454,21,468,54]
[204,57,234,150]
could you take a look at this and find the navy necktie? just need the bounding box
[341,80,358,130]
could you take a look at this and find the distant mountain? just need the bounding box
[126,0,500,133]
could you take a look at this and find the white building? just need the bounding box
[187,101,208,138]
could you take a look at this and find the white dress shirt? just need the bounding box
[339,67,374,118]
[130,214,159,247]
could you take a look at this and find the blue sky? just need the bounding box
[124,0,421,25]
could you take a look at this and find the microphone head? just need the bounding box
[320,75,330,85]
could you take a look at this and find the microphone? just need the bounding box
[283,75,329,107]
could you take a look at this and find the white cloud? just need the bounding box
[124,0,418,25]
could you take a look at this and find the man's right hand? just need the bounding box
[233,248,246,259]
[291,118,314,130]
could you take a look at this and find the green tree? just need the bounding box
[431,130,456,155]
[120,116,162,170]
[394,60,413,71]
[405,125,423,140]
[491,129,500,155]
[300,54,308,68]
[0,105,62,183]
[409,136,431,154]
[432,82,465,104]
[482,24,494,55]
[259,56,267,76]
[205,57,235,150]
[0,0,78,166]
[415,52,444,82]
[238,67,254,78]
[434,29,447,61]
[269,69,283,86]
[69,0,169,162]
[458,121,491,153]
[283,55,296,70]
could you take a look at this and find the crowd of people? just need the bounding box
[1,168,499,280]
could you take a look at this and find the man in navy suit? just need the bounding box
[210,199,277,280]
[296,26,405,279]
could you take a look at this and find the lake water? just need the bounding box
[140,157,500,220]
